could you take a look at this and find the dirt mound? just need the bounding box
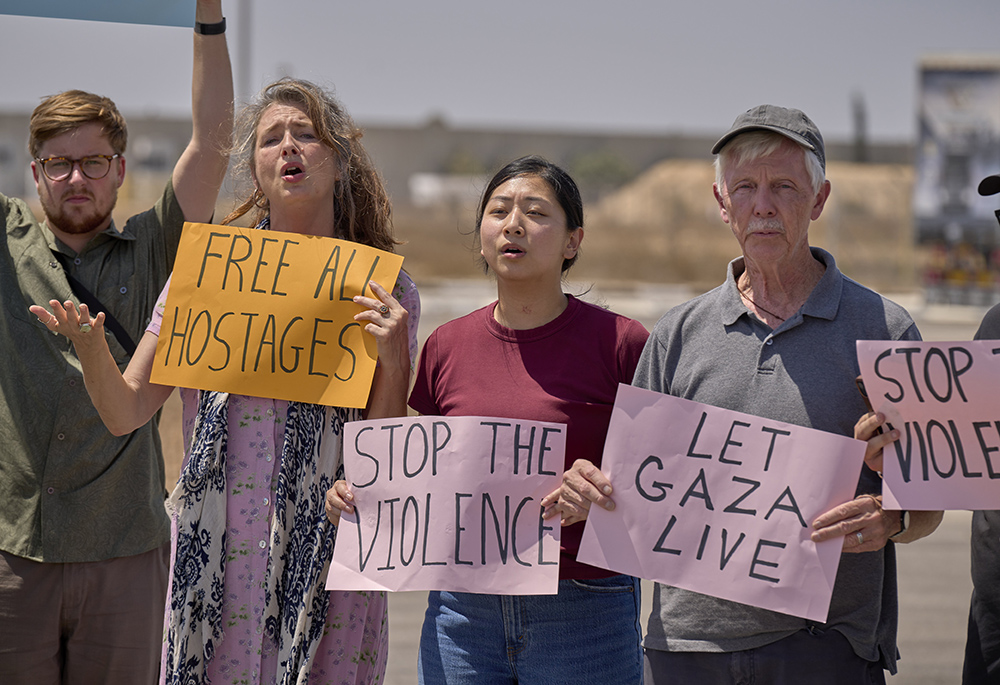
[576,159,917,291]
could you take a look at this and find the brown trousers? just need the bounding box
[0,544,169,684]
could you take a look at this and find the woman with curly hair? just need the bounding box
[32,77,418,685]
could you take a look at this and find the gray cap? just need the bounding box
[712,104,825,171]
[979,174,1000,196]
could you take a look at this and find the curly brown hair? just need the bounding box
[222,78,397,252]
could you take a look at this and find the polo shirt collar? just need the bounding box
[720,246,843,326]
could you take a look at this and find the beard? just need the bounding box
[40,186,118,236]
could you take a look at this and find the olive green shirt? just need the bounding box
[0,181,183,562]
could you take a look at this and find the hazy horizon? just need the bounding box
[1,0,998,142]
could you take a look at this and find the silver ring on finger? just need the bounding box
[79,321,93,333]
[378,304,390,318]
[856,531,864,545]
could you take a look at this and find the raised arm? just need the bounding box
[29,301,174,435]
[171,0,234,222]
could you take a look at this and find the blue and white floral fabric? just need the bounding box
[163,390,358,685]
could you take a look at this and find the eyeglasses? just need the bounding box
[35,154,120,181]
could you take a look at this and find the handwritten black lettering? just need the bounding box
[749,539,785,583]
[636,455,673,502]
[764,487,807,527]
[454,493,473,566]
[719,528,746,570]
[686,412,713,459]
[652,515,681,555]
[308,318,333,378]
[222,234,253,291]
[723,476,760,516]
[352,426,378,488]
[377,498,400,571]
[399,495,419,567]
[679,469,714,510]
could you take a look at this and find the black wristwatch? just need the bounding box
[890,510,909,540]
[195,18,227,35]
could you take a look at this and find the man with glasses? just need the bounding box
[0,1,232,682]
[963,173,1000,685]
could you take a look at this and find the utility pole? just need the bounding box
[236,0,253,105]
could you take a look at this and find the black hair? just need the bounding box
[475,155,583,273]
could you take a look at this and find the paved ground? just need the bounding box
[376,284,987,684]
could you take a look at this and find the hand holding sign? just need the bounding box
[326,480,355,526]
[852,410,901,474]
[352,279,411,394]
[540,459,616,527]
[811,493,901,554]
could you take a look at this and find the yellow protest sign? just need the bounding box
[150,223,403,408]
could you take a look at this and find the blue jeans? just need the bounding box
[418,575,643,684]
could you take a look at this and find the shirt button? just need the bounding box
[266,409,274,417]
[263,497,269,506]
[119,286,127,294]
[68,379,76,386]
[57,433,65,440]
[73,257,81,265]
[259,540,267,549]
[766,339,773,346]
[266,455,272,462]
[47,487,55,494]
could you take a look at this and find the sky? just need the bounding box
[0,0,997,143]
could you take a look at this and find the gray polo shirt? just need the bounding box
[0,181,183,563]
[633,247,919,674]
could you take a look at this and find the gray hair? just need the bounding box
[713,131,825,194]
[222,78,396,252]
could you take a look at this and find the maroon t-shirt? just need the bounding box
[408,295,649,580]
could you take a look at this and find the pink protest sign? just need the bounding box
[857,340,1000,510]
[578,384,865,622]
[328,415,564,594]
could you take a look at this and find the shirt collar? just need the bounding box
[43,219,130,257]
[720,247,842,327]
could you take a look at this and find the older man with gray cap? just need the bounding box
[633,105,942,684]
[963,172,1000,685]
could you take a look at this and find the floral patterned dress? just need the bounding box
[152,271,420,685]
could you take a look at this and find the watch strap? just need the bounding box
[195,18,227,35]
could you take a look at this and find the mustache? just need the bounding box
[746,218,785,234]
[59,189,95,202]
